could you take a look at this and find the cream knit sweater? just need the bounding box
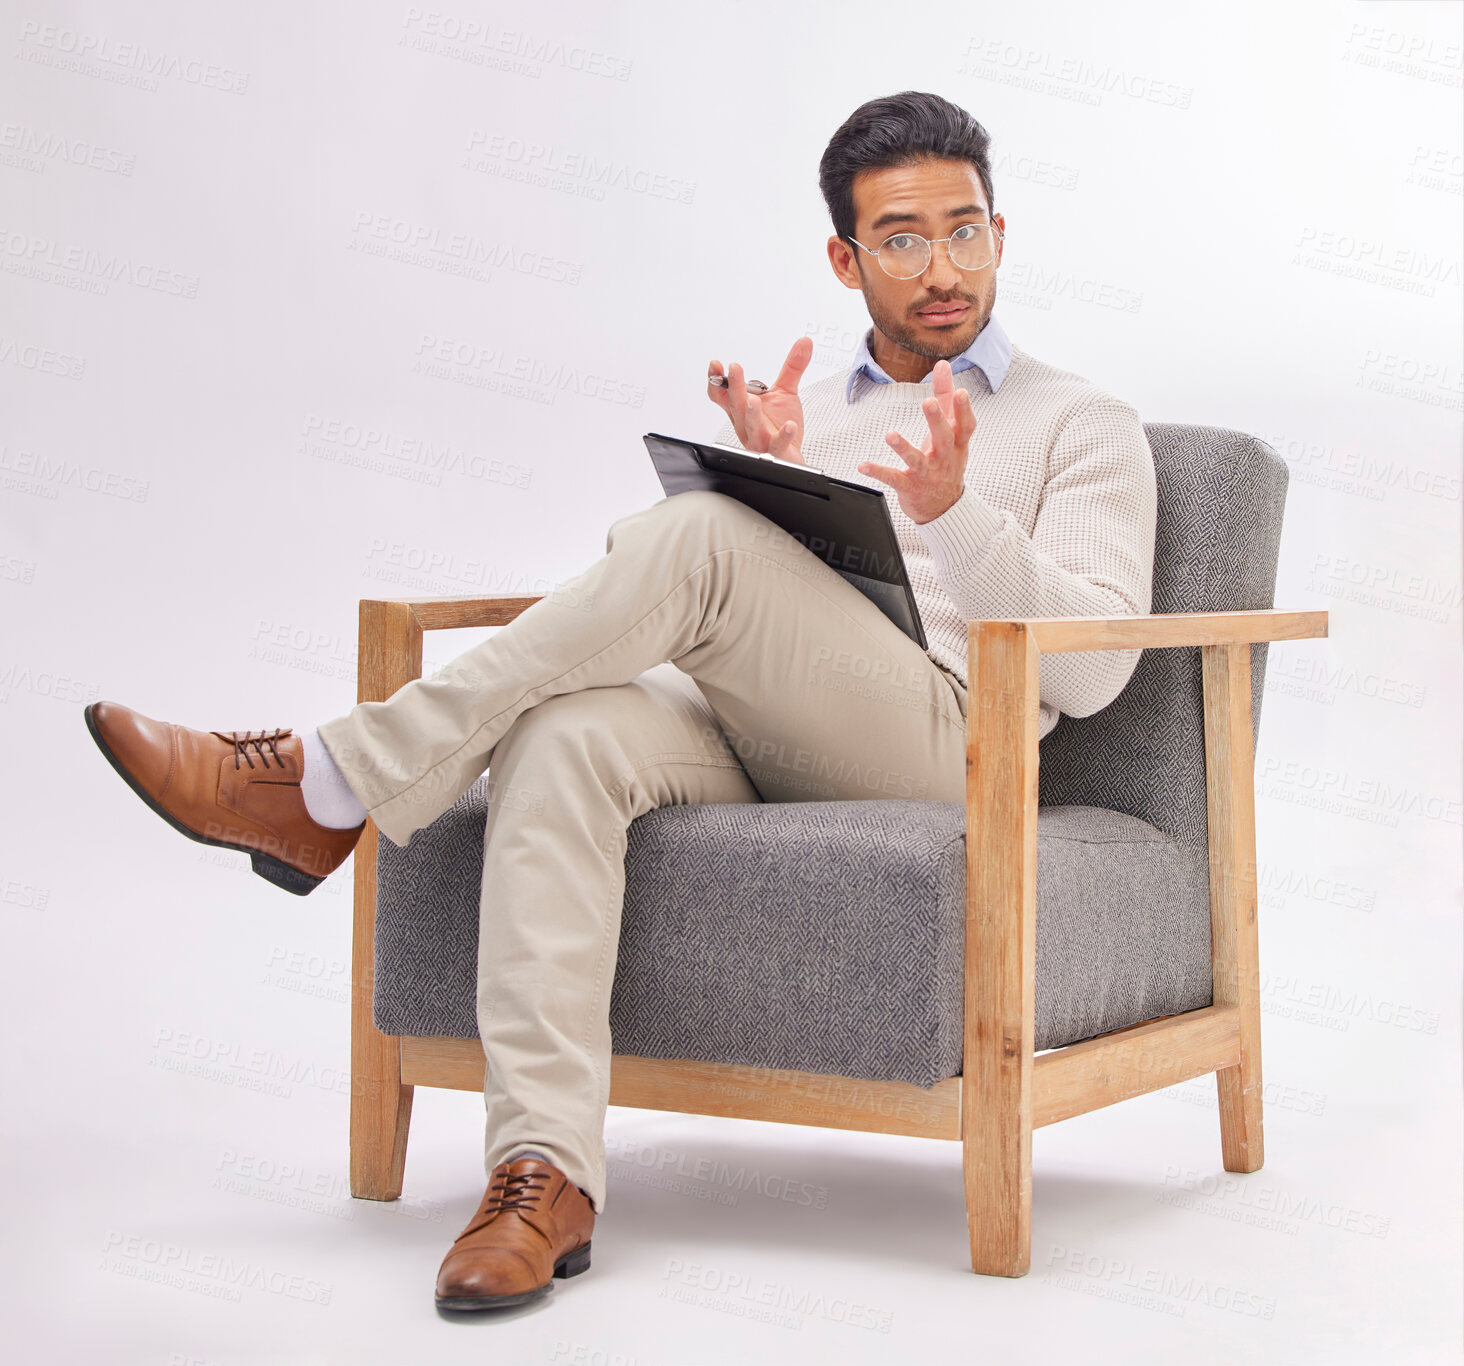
[709,344,1157,741]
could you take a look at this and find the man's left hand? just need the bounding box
[857,358,976,525]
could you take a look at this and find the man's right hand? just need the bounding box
[707,336,812,464]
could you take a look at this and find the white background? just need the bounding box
[2,1,1461,1362]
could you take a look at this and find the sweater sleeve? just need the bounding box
[913,393,1157,719]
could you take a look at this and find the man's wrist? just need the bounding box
[912,483,965,526]
[914,483,1004,565]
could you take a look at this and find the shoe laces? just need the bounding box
[212,727,293,770]
[461,1168,551,1238]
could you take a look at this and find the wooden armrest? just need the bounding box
[356,595,544,703]
[361,593,545,632]
[356,600,1326,706]
[972,608,1327,654]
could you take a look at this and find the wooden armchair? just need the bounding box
[345,424,1326,1276]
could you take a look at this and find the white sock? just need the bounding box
[299,727,367,829]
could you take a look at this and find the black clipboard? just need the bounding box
[643,432,927,650]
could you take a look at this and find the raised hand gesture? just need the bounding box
[707,336,813,465]
[857,359,976,524]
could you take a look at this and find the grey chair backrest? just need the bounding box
[1038,424,1290,855]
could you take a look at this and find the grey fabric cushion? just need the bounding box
[1040,425,1289,851]
[375,792,1212,1087]
[373,423,1287,1089]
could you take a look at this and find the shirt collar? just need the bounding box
[845,312,1012,403]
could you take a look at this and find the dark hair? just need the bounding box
[818,91,995,247]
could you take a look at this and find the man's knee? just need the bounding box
[608,489,775,558]
[497,685,655,771]
[499,689,600,751]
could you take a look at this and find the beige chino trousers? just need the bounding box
[317,489,971,1212]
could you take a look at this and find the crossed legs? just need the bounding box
[316,490,971,1209]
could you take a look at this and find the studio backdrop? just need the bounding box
[1,1,1460,1362]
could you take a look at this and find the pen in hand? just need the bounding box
[707,375,768,394]
[706,339,813,466]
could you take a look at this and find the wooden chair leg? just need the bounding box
[350,819,413,1199]
[349,600,423,1200]
[351,1075,413,1200]
[962,1101,1033,1277]
[963,622,1039,1276]
[1202,642,1264,1173]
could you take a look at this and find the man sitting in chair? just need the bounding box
[84,89,1156,1313]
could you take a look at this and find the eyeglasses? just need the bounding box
[849,221,1004,280]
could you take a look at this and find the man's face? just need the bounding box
[827,156,1004,374]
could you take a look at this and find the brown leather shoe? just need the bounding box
[435,1157,595,1311]
[83,700,364,896]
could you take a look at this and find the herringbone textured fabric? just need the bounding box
[375,795,1212,1084]
[374,423,1289,1086]
[1038,425,1288,850]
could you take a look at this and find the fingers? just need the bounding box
[772,336,813,392]
[727,360,746,413]
[938,362,961,427]
[769,420,803,465]
[855,459,910,493]
[731,362,774,449]
[707,360,730,414]
[728,362,757,445]
[745,392,767,447]
[931,358,952,398]
[881,429,929,472]
[920,394,955,459]
[931,361,965,433]
[954,387,977,446]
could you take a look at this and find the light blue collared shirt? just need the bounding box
[845,312,1012,403]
